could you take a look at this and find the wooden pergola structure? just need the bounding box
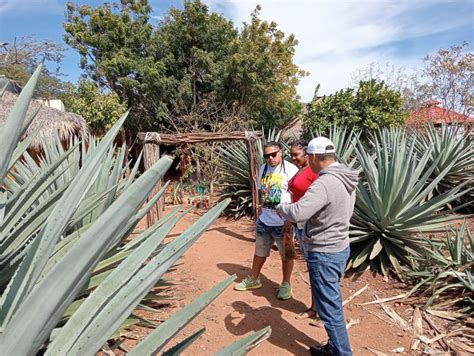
[137,131,262,226]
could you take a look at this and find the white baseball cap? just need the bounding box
[307,137,336,154]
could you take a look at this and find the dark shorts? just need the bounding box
[255,219,284,257]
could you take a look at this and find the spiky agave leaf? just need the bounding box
[415,123,474,211]
[0,63,42,184]
[314,124,360,165]
[405,221,474,313]
[0,67,266,356]
[215,326,272,355]
[349,127,472,277]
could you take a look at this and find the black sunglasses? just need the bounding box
[263,150,280,159]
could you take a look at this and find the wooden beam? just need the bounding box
[138,130,264,222]
[143,141,163,227]
[137,131,262,144]
[246,138,260,221]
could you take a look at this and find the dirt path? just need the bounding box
[133,209,416,355]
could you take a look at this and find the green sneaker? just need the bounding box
[234,276,262,291]
[277,282,292,300]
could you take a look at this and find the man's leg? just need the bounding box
[282,258,294,284]
[307,248,351,356]
[234,220,271,291]
[273,225,294,299]
[250,255,267,280]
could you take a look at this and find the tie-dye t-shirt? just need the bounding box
[258,161,298,226]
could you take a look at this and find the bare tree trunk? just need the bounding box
[143,142,162,227]
[196,157,201,182]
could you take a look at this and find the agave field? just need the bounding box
[0,65,271,354]
[219,123,473,316]
[1,64,471,354]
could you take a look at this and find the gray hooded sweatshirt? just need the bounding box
[276,163,359,253]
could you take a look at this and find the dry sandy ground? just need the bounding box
[125,208,424,355]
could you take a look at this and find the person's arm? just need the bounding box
[256,165,264,216]
[276,180,328,223]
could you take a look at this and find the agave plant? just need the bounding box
[0,65,270,354]
[0,137,137,287]
[349,127,472,277]
[314,124,360,165]
[218,128,290,219]
[415,123,474,212]
[405,222,473,313]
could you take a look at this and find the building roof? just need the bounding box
[0,91,89,150]
[406,101,472,126]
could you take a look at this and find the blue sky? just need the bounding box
[1,0,473,101]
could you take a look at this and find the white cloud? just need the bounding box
[206,0,470,101]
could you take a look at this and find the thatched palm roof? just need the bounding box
[0,91,89,150]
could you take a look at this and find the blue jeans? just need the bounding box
[296,228,307,258]
[307,247,351,356]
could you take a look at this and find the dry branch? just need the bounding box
[343,285,368,306]
[358,293,407,306]
[377,295,410,331]
[422,311,449,350]
[426,309,464,321]
[411,307,423,350]
[366,347,388,356]
[137,131,262,145]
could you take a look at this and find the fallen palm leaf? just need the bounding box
[419,329,465,345]
[358,293,407,305]
[419,334,444,345]
[411,307,423,350]
[378,297,410,331]
[366,347,388,356]
[360,305,393,325]
[426,309,464,321]
[343,285,368,306]
[421,311,448,350]
[449,340,474,354]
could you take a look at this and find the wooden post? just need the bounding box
[246,138,260,220]
[143,141,163,227]
[138,130,263,222]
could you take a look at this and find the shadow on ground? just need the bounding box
[209,226,255,243]
[218,263,319,354]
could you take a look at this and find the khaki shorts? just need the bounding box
[255,219,284,257]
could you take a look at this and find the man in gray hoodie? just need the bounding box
[276,137,358,356]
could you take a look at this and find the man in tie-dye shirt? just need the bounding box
[234,142,298,300]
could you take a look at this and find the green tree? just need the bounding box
[64,0,170,138]
[63,79,127,136]
[151,0,238,115]
[222,5,307,128]
[302,80,405,136]
[63,0,306,138]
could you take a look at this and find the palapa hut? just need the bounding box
[0,90,89,152]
